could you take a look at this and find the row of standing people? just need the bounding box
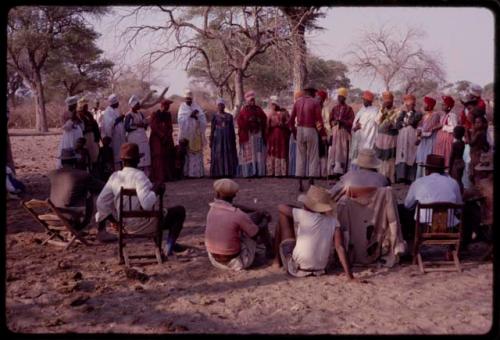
[57,85,491,187]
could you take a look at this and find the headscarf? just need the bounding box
[337,87,348,97]
[382,91,394,101]
[128,95,140,108]
[108,94,119,106]
[424,96,437,110]
[216,98,225,106]
[244,90,256,101]
[442,96,455,108]
[316,90,328,101]
[65,96,78,106]
[269,95,279,105]
[362,90,374,101]
[403,94,416,103]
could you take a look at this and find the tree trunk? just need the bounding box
[292,23,308,93]
[8,93,17,108]
[33,70,48,132]
[233,69,244,118]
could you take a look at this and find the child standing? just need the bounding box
[97,136,115,181]
[468,115,490,184]
[449,126,466,193]
[74,137,91,172]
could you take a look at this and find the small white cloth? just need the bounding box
[404,173,463,224]
[291,208,338,271]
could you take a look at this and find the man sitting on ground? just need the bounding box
[95,143,186,256]
[205,178,274,271]
[329,148,389,200]
[400,154,463,242]
[272,185,356,280]
[48,148,115,242]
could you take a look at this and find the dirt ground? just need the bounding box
[5,129,493,334]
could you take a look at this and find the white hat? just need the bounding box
[65,96,79,106]
[297,185,335,213]
[213,178,239,197]
[184,88,193,98]
[469,84,482,97]
[128,95,140,108]
[108,94,119,105]
[270,95,279,105]
[216,98,225,105]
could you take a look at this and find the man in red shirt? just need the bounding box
[289,85,327,182]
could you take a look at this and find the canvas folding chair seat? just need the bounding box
[22,199,90,250]
[118,187,164,266]
[412,201,464,273]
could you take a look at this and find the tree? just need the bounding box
[307,57,350,92]
[280,7,326,92]
[122,6,289,115]
[483,82,493,100]
[7,6,108,132]
[7,64,26,108]
[44,25,114,96]
[347,24,446,92]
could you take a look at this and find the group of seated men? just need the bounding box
[49,141,492,277]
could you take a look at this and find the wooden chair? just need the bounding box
[22,199,90,250]
[412,201,464,273]
[118,187,164,266]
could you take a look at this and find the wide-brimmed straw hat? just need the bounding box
[213,178,239,197]
[475,152,494,171]
[120,143,144,161]
[352,149,381,169]
[298,185,335,213]
[419,154,447,170]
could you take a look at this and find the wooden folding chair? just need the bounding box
[412,201,464,273]
[22,199,90,250]
[118,187,164,266]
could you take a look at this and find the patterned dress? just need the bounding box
[266,111,290,176]
[415,111,441,178]
[237,104,267,177]
[327,103,354,176]
[433,111,457,167]
[210,112,238,177]
[374,106,400,183]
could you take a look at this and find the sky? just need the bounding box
[89,6,495,96]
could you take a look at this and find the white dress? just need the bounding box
[178,102,207,177]
[102,106,126,166]
[125,111,151,168]
[349,105,379,169]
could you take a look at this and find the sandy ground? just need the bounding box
[6,128,493,334]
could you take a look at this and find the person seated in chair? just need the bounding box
[328,148,390,201]
[400,154,463,242]
[272,185,356,280]
[95,143,186,256]
[205,178,274,271]
[48,148,116,243]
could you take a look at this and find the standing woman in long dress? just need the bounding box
[177,89,207,178]
[415,96,441,178]
[124,95,151,176]
[433,96,457,167]
[57,96,83,168]
[76,96,100,172]
[237,91,268,177]
[149,99,175,183]
[266,102,290,177]
[374,91,400,183]
[395,94,422,183]
[209,98,238,178]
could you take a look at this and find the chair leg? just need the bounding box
[452,250,461,272]
[412,241,419,265]
[417,253,425,273]
[41,232,58,246]
[118,238,125,265]
[65,236,77,250]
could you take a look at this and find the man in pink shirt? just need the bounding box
[205,179,273,271]
[289,85,327,181]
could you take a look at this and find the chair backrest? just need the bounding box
[119,187,163,221]
[416,201,463,235]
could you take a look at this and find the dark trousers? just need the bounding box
[397,204,416,242]
[162,205,186,243]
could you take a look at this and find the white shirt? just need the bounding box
[353,105,379,149]
[292,208,338,271]
[95,167,158,233]
[102,106,120,138]
[404,173,463,224]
